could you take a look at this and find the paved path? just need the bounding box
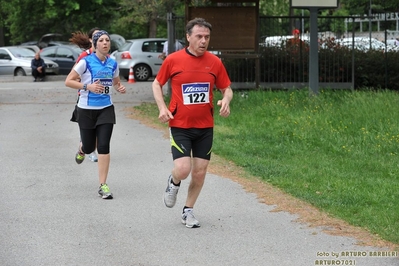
[0,80,397,266]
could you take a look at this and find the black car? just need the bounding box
[40,45,83,75]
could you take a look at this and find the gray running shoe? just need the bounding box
[75,143,85,164]
[88,152,98,162]
[98,184,113,199]
[181,209,200,228]
[164,175,179,208]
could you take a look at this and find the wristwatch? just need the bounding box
[82,84,87,91]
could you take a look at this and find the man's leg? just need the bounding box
[163,156,191,208]
[39,69,46,81]
[185,157,209,208]
[32,69,38,81]
[171,156,192,183]
[179,157,209,228]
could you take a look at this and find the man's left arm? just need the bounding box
[217,86,233,117]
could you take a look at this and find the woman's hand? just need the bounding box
[88,80,104,94]
[114,81,126,94]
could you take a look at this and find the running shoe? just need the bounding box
[88,152,98,162]
[75,143,85,164]
[181,209,200,228]
[164,175,179,208]
[98,184,113,199]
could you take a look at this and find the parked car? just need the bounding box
[37,33,69,49]
[20,33,69,49]
[110,34,126,53]
[40,45,83,75]
[263,35,309,47]
[334,37,399,52]
[0,46,59,76]
[112,38,166,81]
[18,45,40,53]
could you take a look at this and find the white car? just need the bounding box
[336,37,398,52]
[112,38,166,81]
[0,46,59,76]
[263,35,309,47]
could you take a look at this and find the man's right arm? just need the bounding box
[152,78,174,122]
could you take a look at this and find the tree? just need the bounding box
[259,0,290,16]
[3,0,119,45]
[114,0,183,38]
[340,0,399,15]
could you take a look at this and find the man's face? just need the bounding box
[35,53,40,60]
[186,25,210,56]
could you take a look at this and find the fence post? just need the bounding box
[166,12,176,96]
[309,7,319,96]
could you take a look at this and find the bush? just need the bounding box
[221,43,399,90]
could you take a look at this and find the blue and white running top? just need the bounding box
[74,53,119,110]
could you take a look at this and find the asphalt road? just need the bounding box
[0,78,398,266]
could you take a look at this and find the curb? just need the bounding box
[0,75,67,83]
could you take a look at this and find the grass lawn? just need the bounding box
[133,88,399,245]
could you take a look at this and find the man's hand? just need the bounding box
[217,100,231,117]
[158,108,174,123]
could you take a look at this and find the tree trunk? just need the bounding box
[148,12,158,38]
[0,27,5,46]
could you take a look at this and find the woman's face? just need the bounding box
[96,34,111,54]
[91,30,100,50]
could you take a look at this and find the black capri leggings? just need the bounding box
[75,105,116,155]
[80,123,114,154]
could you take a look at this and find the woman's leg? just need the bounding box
[79,128,96,154]
[96,123,114,185]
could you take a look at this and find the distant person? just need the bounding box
[287,29,301,46]
[395,37,399,46]
[286,28,307,51]
[152,18,233,228]
[158,39,184,60]
[31,52,46,82]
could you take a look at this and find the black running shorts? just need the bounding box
[74,105,116,129]
[169,127,213,160]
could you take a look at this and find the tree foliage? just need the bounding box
[341,0,399,15]
[1,0,399,45]
[2,0,118,44]
[259,0,290,16]
[113,0,183,38]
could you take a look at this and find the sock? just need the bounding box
[171,175,180,186]
[183,206,193,213]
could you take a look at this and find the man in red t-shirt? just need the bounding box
[152,17,233,228]
[286,28,307,49]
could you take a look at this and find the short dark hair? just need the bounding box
[186,18,212,35]
[88,27,101,39]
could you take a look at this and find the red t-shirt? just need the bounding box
[156,49,231,129]
[76,48,92,63]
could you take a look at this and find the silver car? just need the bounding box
[0,46,59,76]
[112,38,166,81]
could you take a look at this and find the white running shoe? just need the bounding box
[164,175,179,208]
[181,209,200,228]
[88,152,98,162]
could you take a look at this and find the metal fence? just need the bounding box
[174,15,399,90]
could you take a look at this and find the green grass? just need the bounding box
[134,88,399,244]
